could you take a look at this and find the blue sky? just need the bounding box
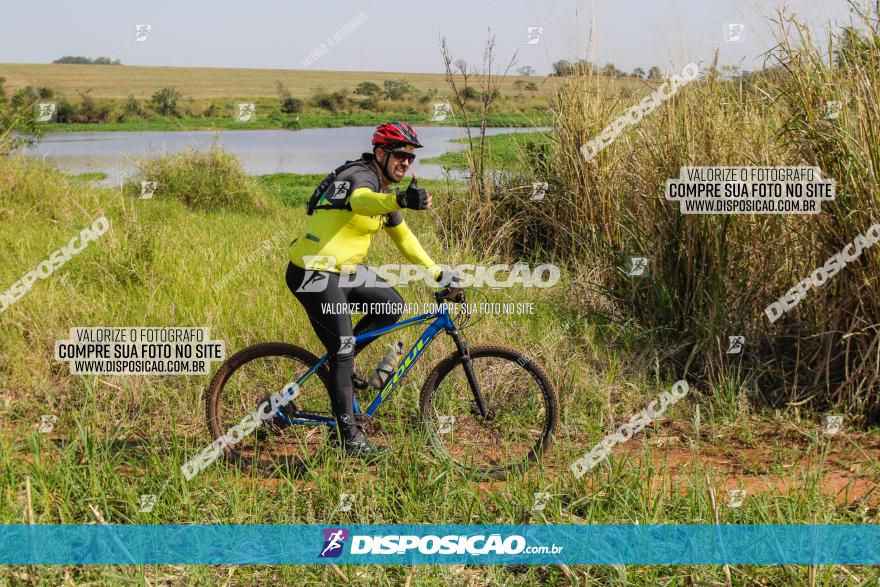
[0,0,866,74]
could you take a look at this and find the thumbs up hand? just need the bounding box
[396,172,431,210]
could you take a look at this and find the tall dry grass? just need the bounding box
[449,11,880,422]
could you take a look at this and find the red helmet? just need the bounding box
[372,121,423,149]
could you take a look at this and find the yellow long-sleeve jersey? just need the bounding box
[288,155,441,280]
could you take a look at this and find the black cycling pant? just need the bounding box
[285,262,404,437]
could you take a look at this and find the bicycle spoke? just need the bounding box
[208,345,333,475]
[422,346,557,476]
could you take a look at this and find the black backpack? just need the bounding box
[306,155,373,215]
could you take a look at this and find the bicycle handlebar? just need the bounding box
[434,286,465,304]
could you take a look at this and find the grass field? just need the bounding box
[1,152,879,585]
[0,63,648,131]
[43,109,553,132]
[0,64,572,100]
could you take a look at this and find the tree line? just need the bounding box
[52,56,121,65]
[550,59,664,79]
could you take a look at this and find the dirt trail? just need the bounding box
[610,422,880,506]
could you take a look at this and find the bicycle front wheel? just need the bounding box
[419,344,559,479]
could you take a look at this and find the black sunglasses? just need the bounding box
[388,150,416,163]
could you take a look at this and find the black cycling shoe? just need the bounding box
[327,425,388,457]
[343,430,388,456]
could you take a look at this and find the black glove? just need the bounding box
[437,269,464,289]
[396,177,429,210]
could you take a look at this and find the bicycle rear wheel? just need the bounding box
[205,342,334,474]
[419,344,559,479]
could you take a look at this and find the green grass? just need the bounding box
[66,171,108,182]
[423,130,552,170]
[44,109,554,132]
[1,154,879,585]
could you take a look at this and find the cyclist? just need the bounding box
[285,121,447,456]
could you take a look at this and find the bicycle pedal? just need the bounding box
[255,394,298,434]
[352,414,381,435]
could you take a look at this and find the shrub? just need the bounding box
[151,87,181,117]
[0,91,42,152]
[11,86,39,107]
[419,88,438,104]
[123,146,268,212]
[55,98,76,123]
[76,93,111,123]
[354,82,382,98]
[383,79,415,100]
[280,97,303,114]
[460,86,479,100]
[122,95,146,118]
[309,87,349,113]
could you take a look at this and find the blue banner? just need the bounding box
[1,524,878,565]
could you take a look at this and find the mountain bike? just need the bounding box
[205,286,559,479]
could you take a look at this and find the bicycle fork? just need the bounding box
[448,329,489,418]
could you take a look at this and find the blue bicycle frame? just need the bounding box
[275,301,478,428]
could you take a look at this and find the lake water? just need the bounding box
[23,126,546,184]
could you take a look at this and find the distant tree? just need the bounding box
[525,81,538,92]
[516,65,535,76]
[552,59,573,76]
[354,81,382,98]
[53,56,91,64]
[601,63,622,77]
[52,56,121,65]
[647,66,662,80]
[573,60,597,75]
[513,79,525,91]
[460,86,479,100]
[632,67,645,79]
[382,79,415,100]
[150,87,181,116]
